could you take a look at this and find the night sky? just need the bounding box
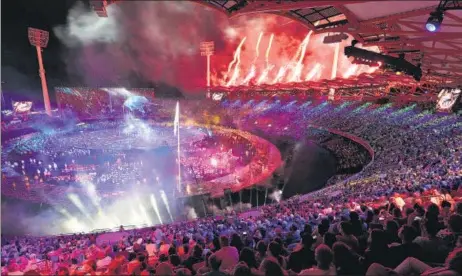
[2,0,87,107]
[1,1,320,108]
[2,0,226,108]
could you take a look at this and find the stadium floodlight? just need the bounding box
[91,0,110,17]
[200,41,214,98]
[426,10,444,32]
[28,28,52,116]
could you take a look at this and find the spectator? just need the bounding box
[300,244,336,275]
[439,214,462,248]
[389,225,421,267]
[259,258,284,276]
[205,254,227,276]
[196,252,212,275]
[364,229,392,268]
[349,211,364,237]
[336,222,359,252]
[155,262,174,276]
[442,200,452,221]
[255,240,267,265]
[323,232,337,249]
[169,254,181,268]
[232,262,252,276]
[214,236,238,271]
[230,233,244,253]
[414,219,449,263]
[238,247,258,270]
[176,268,192,276]
[146,240,156,257]
[384,220,400,245]
[332,242,364,275]
[456,202,462,216]
[368,247,462,276]
[183,245,203,272]
[287,233,315,273]
[267,242,286,269]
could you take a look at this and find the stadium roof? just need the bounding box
[199,0,462,80]
[92,0,462,81]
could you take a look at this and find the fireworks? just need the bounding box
[219,31,379,87]
[226,37,247,86]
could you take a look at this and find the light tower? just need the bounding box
[200,41,214,98]
[28,28,51,116]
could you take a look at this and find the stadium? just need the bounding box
[1,0,462,275]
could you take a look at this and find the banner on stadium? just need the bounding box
[12,101,33,114]
[436,88,461,112]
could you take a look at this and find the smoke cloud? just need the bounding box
[53,1,318,93]
[54,2,121,47]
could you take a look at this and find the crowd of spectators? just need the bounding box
[1,100,461,275]
[3,190,462,275]
[314,135,371,174]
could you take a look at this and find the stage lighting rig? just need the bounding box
[344,45,422,81]
[426,0,462,32]
[426,10,444,32]
[91,0,117,17]
[323,33,348,44]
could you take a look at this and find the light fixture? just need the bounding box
[426,10,444,32]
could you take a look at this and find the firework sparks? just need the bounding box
[220,24,379,87]
[241,33,263,85]
[255,32,263,61]
[305,63,321,81]
[256,33,275,84]
[226,37,247,86]
[273,64,290,84]
[289,31,313,82]
[265,33,274,67]
[343,64,359,79]
[331,43,340,80]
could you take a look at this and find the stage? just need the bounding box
[1,119,281,234]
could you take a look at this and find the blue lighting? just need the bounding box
[124,95,148,113]
[426,23,437,32]
[426,10,443,33]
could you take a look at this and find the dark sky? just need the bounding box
[1,1,314,107]
[2,0,86,106]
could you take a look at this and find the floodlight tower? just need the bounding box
[28,28,51,116]
[200,41,214,98]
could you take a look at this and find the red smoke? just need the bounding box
[61,1,378,94]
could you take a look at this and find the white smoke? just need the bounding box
[122,114,154,141]
[54,1,121,47]
[226,203,252,212]
[52,1,230,90]
[185,205,198,220]
[269,190,282,202]
[5,185,169,236]
[102,87,134,98]
[207,204,222,215]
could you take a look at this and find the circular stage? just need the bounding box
[1,120,281,206]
